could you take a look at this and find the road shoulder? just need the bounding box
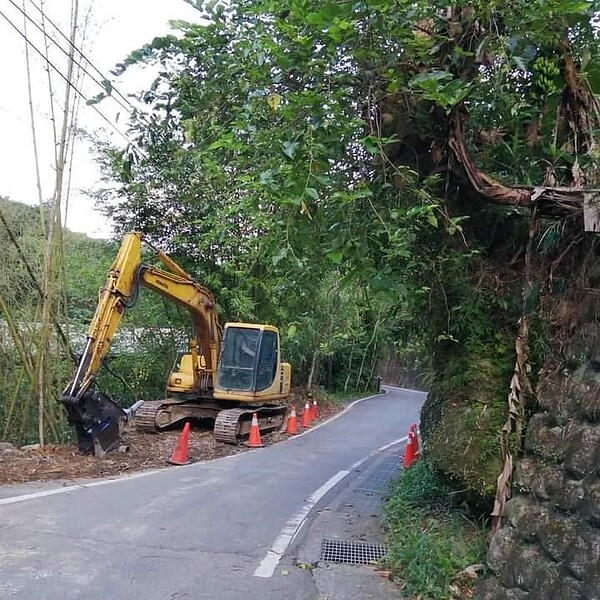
[289,446,405,598]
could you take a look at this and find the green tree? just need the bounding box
[95,0,599,504]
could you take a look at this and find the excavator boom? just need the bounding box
[61,232,221,454]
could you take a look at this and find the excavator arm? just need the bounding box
[60,232,222,455]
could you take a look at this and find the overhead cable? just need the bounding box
[26,0,139,113]
[8,0,136,117]
[0,7,137,148]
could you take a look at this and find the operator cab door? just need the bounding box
[255,330,278,391]
[216,326,279,393]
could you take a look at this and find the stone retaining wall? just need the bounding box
[477,320,600,599]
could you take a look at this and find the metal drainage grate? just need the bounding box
[320,539,388,565]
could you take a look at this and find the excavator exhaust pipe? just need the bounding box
[61,391,126,456]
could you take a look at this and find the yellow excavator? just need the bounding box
[60,232,291,455]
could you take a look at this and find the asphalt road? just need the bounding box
[0,387,424,600]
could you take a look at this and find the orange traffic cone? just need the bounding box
[402,430,417,469]
[410,424,420,456]
[311,398,319,421]
[168,422,191,465]
[247,412,264,448]
[301,400,312,428]
[286,405,299,435]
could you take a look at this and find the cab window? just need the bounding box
[218,328,260,390]
[255,331,278,391]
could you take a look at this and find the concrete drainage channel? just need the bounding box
[317,455,399,564]
[292,449,402,599]
[341,454,401,517]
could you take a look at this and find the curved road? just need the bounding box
[0,387,424,599]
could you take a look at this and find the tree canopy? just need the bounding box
[91,0,599,502]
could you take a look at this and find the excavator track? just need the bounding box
[133,398,219,432]
[213,405,288,444]
[132,400,164,432]
[133,399,287,444]
[213,408,249,444]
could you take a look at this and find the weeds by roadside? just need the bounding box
[320,389,368,404]
[383,461,487,599]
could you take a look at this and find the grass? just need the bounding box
[383,461,487,599]
[317,382,383,405]
[324,389,371,403]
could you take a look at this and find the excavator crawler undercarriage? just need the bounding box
[133,399,288,444]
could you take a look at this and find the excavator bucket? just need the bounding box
[61,391,126,456]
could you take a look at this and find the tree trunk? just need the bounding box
[306,348,320,390]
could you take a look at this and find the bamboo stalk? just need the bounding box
[39,0,59,167]
[42,398,61,443]
[366,338,379,391]
[0,293,34,380]
[34,0,81,445]
[355,311,381,389]
[0,209,75,361]
[343,338,355,392]
[306,348,320,390]
[2,369,25,440]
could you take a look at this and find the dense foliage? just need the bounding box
[0,199,179,443]
[0,199,71,444]
[2,0,598,509]
[384,461,487,599]
[93,0,598,503]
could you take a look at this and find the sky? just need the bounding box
[0,0,201,238]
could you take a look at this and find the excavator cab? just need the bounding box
[215,324,290,401]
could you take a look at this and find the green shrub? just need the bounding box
[384,461,487,599]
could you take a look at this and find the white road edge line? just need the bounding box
[253,470,349,579]
[253,434,408,579]
[285,389,386,439]
[0,468,165,506]
[0,387,414,506]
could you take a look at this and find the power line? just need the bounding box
[25,0,142,116]
[0,7,137,148]
[8,0,136,117]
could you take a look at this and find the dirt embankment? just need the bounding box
[0,393,343,486]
